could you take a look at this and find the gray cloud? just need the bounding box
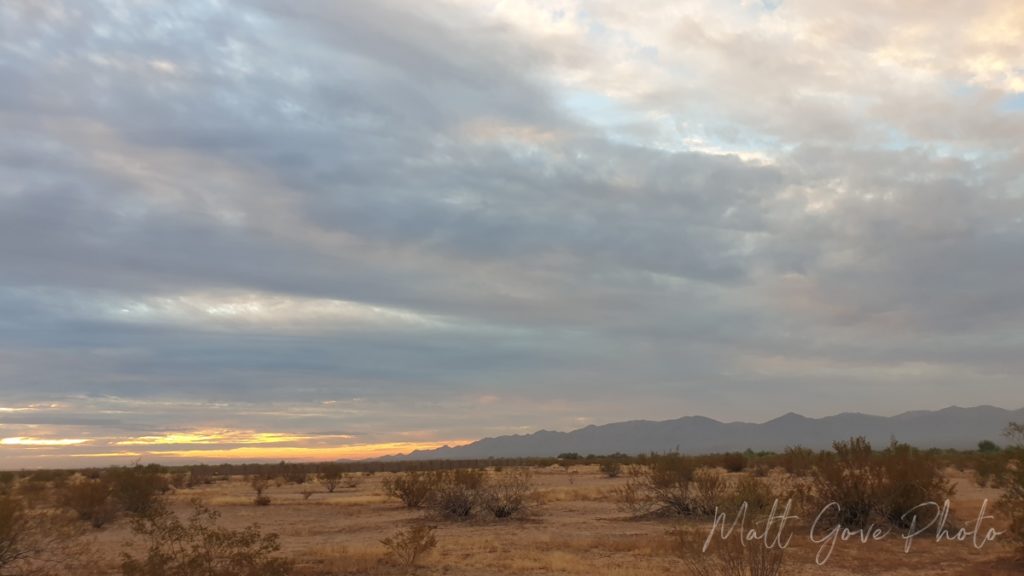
[1,0,1022,466]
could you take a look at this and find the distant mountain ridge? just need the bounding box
[381,405,1024,460]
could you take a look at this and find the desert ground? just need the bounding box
[58,464,1019,576]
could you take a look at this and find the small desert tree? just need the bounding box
[318,467,343,493]
[251,475,272,506]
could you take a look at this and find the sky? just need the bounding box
[1,0,1023,468]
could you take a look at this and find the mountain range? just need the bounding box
[382,405,1024,460]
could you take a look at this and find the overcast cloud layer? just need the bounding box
[1,0,1023,467]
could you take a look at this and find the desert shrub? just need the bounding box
[168,472,188,490]
[428,469,484,519]
[185,466,214,488]
[877,442,954,529]
[978,440,1000,453]
[720,453,747,473]
[645,455,697,515]
[481,469,532,518]
[121,499,291,576]
[381,472,436,508]
[692,468,727,516]
[60,478,118,528]
[810,437,881,529]
[279,465,308,486]
[1,495,90,576]
[380,525,437,568]
[1001,423,1024,559]
[780,446,815,476]
[810,437,952,530]
[107,466,167,518]
[318,467,343,493]
[615,455,697,516]
[727,475,778,516]
[614,465,656,516]
[971,453,1008,488]
[251,475,272,506]
[599,461,623,478]
[672,526,785,576]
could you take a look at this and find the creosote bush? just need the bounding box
[779,446,816,476]
[381,472,436,508]
[673,526,785,576]
[692,467,727,516]
[481,468,532,518]
[60,478,118,528]
[599,461,623,478]
[107,466,168,518]
[381,525,437,568]
[120,499,292,576]
[428,469,485,519]
[810,437,953,531]
[720,453,747,473]
[615,455,698,516]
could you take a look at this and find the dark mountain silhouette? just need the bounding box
[380,405,1023,460]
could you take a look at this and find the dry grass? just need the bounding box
[2,465,1021,575]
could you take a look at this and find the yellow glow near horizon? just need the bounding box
[134,439,471,461]
[114,429,338,446]
[1,437,89,446]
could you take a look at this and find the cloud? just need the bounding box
[1,0,1022,467]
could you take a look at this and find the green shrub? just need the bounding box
[121,499,291,576]
[978,440,1000,453]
